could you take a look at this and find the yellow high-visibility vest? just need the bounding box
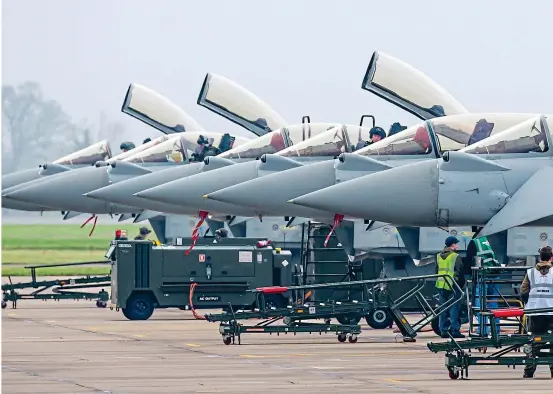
[435,252,457,290]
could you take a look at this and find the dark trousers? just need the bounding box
[524,315,553,374]
[438,288,461,334]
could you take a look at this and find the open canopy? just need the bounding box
[362,51,468,120]
[123,132,249,164]
[53,140,112,165]
[197,73,287,136]
[461,115,550,155]
[278,124,371,157]
[122,83,204,134]
[219,122,339,159]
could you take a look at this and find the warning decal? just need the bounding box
[239,251,253,263]
[199,254,205,262]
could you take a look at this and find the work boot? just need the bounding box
[523,370,534,378]
[451,331,465,339]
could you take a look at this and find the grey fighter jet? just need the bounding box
[1,82,205,211]
[2,140,114,212]
[288,115,553,243]
[4,73,288,219]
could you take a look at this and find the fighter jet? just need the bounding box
[1,82,205,210]
[2,140,115,212]
[4,73,288,222]
[287,115,553,260]
[131,122,372,224]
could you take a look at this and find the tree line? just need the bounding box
[2,81,126,174]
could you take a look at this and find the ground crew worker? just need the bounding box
[520,245,553,378]
[435,236,465,338]
[468,236,502,336]
[134,227,151,240]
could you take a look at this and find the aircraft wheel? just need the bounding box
[365,308,393,329]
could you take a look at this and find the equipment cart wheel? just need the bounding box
[223,336,232,345]
[447,368,459,380]
[122,293,154,320]
[337,334,347,343]
[96,300,107,308]
[1,300,6,309]
[365,308,393,329]
[336,313,361,325]
[348,335,358,343]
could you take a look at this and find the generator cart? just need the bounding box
[107,237,296,320]
[204,273,464,345]
[2,261,111,309]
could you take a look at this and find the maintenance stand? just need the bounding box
[2,261,111,309]
[428,307,553,379]
[204,273,464,345]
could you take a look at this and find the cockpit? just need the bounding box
[54,140,112,165]
[197,73,288,136]
[218,123,340,160]
[108,135,171,162]
[460,115,550,155]
[121,83,205,134]
[123,132,247,164]
[361,51,469,120]
[277,124,371,157]
[430,113,538,153]
[356,123,434,156]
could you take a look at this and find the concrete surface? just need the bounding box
[2,300,553,394]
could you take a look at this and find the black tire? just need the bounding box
[448,369,459,380]
[223,336,232,345]
[336,314,362,325]
[264,294,287,310]
[121,293,154,320]
[337,334,347,342]
[348,335,358,343]
[1,300,6,309]
[365,308,393,329]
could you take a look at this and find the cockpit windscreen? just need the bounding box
[54,140,112,165]
[461,116,549,155]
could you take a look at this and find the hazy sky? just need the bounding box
[3,0,553,154]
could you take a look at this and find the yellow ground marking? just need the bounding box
[384,378,402,383]
[7,313,17,316]
[186,343,200,347]
[133,334,145,338]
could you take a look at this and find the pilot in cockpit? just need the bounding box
[355,126,386,150]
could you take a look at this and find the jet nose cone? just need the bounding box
[290,159,440,226]
[207,160,336,210]
[6,166,109,212]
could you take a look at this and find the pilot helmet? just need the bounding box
[120,141,136,151]
[369,127,386,139]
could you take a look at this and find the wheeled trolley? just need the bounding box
[203,273,464,345]
[428,307,553,379]
[2,261,111,309]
